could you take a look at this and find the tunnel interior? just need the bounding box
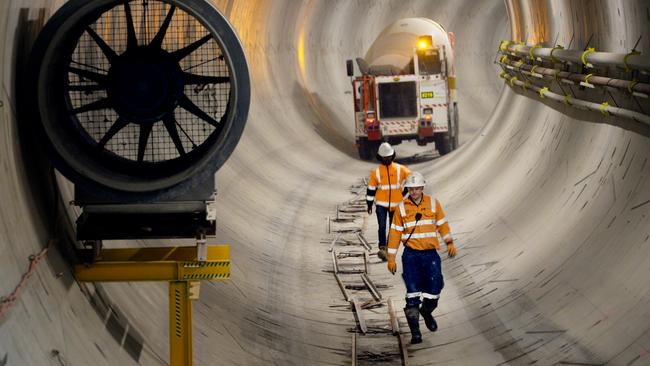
[1,1,650,365]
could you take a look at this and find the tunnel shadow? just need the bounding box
[292,81,357,158]
[12,8,145,362]
[12,8,83,290]
[395,149,441,164]
[13,8,61,254]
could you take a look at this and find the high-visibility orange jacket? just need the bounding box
[366,162,410,210]
[387,194,453,258]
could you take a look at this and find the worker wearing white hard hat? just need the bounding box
[366,142,410,261]
[386,171,456,344]
[377,141,394,157]
[403,171,426,188]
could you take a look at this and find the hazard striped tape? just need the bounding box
[386,126,418,133]
[381,120,417,125]
[422,103,448,108]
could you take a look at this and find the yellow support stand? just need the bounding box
[75,245,230,366]
[170,281,193,366]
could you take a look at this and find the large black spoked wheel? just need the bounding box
[29,0,250,198]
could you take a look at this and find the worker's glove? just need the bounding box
[367,206,372,215]
[387,259,397,275]
[446,243,456,258]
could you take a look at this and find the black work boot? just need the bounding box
[419,298,438,332]
[404,306,422,344]
[377,246,388,262]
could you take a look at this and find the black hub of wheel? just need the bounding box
[29,0,250,195]
[108,47,184,123]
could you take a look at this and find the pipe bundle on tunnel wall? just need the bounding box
[2,1,650,365]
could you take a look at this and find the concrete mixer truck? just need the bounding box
[347,19,459,160]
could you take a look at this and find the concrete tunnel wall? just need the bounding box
[1,0,649,365]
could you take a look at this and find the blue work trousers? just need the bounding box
[375,205,394,248]
[402,246,444,307]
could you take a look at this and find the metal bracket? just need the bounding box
[196,233,207,262]
[74,245,230,366]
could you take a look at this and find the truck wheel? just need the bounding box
[357,139,371,160]
[435,133,451,155]
[453,103,460,149]
[370,141,382,159]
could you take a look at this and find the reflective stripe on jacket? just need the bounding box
[366,162,410,209]
[387,195,452,255]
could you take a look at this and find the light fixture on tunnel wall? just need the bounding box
[28,0,250,240]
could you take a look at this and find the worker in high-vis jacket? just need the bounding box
[366,142,410,261]
[386,172,456,344]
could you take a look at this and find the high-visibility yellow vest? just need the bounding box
[387,195,453,255]
[366,163,410,209]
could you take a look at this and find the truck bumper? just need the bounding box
[418,126,434,138]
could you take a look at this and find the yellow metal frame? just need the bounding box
[75,245,230,366]
[170,281,193,365]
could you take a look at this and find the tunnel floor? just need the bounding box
[1,0,650,366]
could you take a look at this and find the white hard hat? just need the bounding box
[404,172,426,188]
[377,142,394,157]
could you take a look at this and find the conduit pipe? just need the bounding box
[501,73,650,125]
[499,58,650,95]
[502,41,650,72]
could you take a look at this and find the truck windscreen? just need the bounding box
[378,81,417,119]
[417,49,442,75]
